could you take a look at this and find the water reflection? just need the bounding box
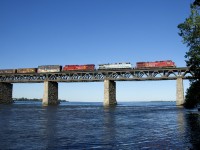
[185,112,200,150]
[103,106,117,148]
[0,105,15,149]
[39,106,59,149]
[177,108,186,136]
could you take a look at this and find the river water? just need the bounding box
[0,101,200,150]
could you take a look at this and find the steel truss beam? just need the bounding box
[0,67,194,83]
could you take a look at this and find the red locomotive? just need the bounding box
[136,60,176,69]
[63,64,95,71]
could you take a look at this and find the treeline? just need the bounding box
[13,98,68,102]
[13,98,42,101]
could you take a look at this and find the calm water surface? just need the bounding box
[0,101,200,150]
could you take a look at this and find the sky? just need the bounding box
[0,0,193,102]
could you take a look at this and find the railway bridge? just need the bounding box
[0,67,194,106]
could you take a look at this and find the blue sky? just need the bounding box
[0,0,192,101]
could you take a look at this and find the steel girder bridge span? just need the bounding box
[0,67,193,106]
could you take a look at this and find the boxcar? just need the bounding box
[38,65,62,73]
[17,68,37,74]
[63,64,95,71]
[0,69,16,74]
[136,60,176,69]
[98,62,132,70]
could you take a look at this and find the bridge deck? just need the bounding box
[0,67,193,83]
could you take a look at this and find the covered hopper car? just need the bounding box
[17,68,37,74]
[136,60,176,69]
[63,64,95,71]
[38,65,62,73]
[98,62,132,70]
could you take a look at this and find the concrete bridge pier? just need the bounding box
[104,80,117,106]
[43,81,59,106]
[176,77,184,106]
[0,83,13,104]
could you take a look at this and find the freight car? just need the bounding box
[38,65,62,73]
[136,60,176,69]
[63,64,95,71]
[17,68,37,74]
[98,62,132,70]
[0,69,16,74]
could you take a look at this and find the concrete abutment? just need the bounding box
[43,81,59,106]
[0,83,13,104]
[104,80,117,106]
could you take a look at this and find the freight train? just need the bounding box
[0,60,176,74]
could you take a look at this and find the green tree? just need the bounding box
[178,2,200,108]
[184,81,200,108]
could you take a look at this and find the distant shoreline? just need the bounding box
[13,98,68,102]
